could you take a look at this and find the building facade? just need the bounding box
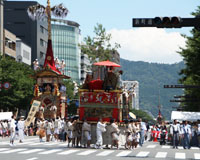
[51,18,80,83]
[16,38,31,65]
[4,29,16,58]
[0,0,3,55]
[121,81,139,110]
[4,1,48,64]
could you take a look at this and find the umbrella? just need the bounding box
[129,112,136,119]
[93,60,121,67]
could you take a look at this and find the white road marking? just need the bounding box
[43,142,58,146]
[191,147,199,150]
[175,153,186,159]
[17,142,34,145]
[57,150,80,155]
[96,150,114,156]
[155,152,167,158]
[0,148,10,152]
[18,149,45,154]
[28,142,43,146]
[0,142,9,145]
[146,145,156,148]
[136,151,149,158]
[26,157,38,160]
[58,143,68,146]
[0,148,27,153]
[194,153,200,160]
[116,151,132,157]
[38,149,62,154]
[77,150,97,155]
[162,146,170,149]
[178,146,184,150]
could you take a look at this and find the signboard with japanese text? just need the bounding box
[80,91,119,107]
[25,100,41,127]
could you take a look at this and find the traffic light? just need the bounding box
[153,17,182,28]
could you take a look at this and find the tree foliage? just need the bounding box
[178,6,200,111]
[0,56,35,112]
[80,23,120,63]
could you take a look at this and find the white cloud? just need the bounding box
[108,28,186,64]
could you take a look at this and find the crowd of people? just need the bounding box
[1,116,200,149]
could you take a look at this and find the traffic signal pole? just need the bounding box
[132,17,200,28]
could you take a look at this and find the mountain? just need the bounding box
[120,58,185,120]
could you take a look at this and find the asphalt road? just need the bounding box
[0,136,200,160]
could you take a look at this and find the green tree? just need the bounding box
[80,23,120,63]
[178,6,200,111]
[0,56,35,112]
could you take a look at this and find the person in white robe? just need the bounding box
[82,118,91,148]
[96,118,107,149]
[110,119,120,149]
[10,115,16,146]
[17,116,25,143]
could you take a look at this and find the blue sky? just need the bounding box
[35,0,199,37]
[9,0,200,63]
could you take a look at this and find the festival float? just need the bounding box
[25,0,69,124]
[79,60,123,122]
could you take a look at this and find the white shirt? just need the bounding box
[17,120,25,130]
[10,119,16,131]
[182,124,191,134]
[96,121,106,132]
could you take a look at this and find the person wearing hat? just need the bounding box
[17,116,25,143]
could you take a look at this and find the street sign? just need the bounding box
[132,17,200,28]
[170,99,199,102]
[3,82,11,89]
[164,85,200,88]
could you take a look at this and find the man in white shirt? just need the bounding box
[182,121,191,149]
[170,119,181,149]
[139,118,147,146]
[10,115,16,146]
[17,116,25,143]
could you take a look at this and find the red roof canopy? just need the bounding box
[93,60,121,67]
[43,40,61,74]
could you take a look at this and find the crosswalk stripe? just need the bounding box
[96,150,114,156]
[28,142,42,146]
[0,142,9,145]
[0,148,10,152]
[147,145,156,148]
[57,150,80,155]
[136,151,149,157]
[26,157,38,160]
[0,148,27,153]
[178,146,184,150]
[191,147,199,150]
[116,151,132,157]
[155,152,167,158]
[18,149,45,154]
[194,153,200,160]
[162,146,170,149]
[175,153,186,159]
[58,143,68,146]
[17,142,34,145]
[38,149,62,154]
[77,150,97,156]
[43,142,58,146]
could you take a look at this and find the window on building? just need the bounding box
[40,39,44,47]
[23,50,30,60]
[40,25,44,33]
[40,52,45,59]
